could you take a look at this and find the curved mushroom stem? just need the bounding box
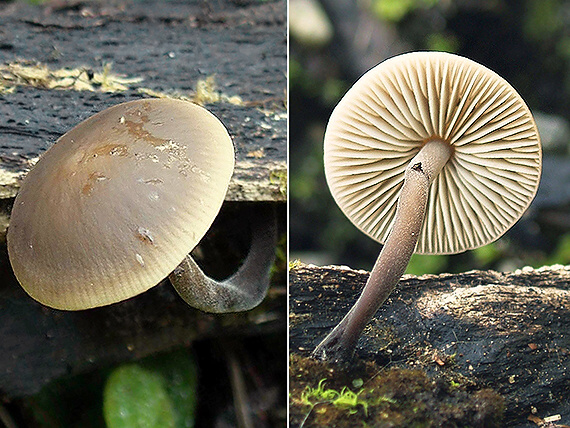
[313,139,452,363]
[168,205,277,313]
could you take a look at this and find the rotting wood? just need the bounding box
[290,262,570,426]
[0,0,287,203]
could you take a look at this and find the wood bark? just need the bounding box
[0,0,286,200]
[290,262,570,426]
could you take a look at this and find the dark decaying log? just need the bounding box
[290,262,570,426]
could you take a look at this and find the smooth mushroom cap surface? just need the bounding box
[7,99,234,310]
[324,51,542,255]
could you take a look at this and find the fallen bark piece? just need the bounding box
[290,262,570,427]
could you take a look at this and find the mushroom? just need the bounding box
[313,51,542,363]
[7,98,276,312]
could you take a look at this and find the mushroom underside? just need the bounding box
[316,51,542,363]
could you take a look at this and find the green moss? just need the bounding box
[289,259,303,270]
[270,169,287,197]
[290,354,505,427]
[299,379,391,417]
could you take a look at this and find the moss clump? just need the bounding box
[290,354,505,427]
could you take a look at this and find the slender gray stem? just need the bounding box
[313,139,452,363]
[169,205,277,313]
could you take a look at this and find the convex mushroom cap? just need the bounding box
[8,98,234,310]
[324,51,542,255]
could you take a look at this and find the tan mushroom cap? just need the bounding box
[324,51,542,255]
[7,99,234,310]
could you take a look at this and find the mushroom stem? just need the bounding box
[313,139,452,363]
[169,205,277,313]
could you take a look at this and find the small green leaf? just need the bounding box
[142,350,199,428]
[103,364,175,428]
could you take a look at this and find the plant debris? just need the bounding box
[0,61,142,93]
[0,62,245,109]
[138,75,243,107]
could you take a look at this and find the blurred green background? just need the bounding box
[290,0,570,275]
